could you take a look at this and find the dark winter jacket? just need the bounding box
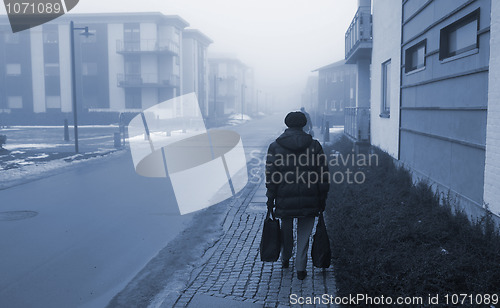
[265,128,330,218]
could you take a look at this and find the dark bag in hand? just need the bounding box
[260,208,281,262]
[311,213,331,268]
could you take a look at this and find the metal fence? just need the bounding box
[116,39,180,54]
[345,10,372,59]
[117,73,180,87]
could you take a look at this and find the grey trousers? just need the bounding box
[281,216,316,271]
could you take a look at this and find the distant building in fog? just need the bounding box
[312,60,356,127]
[208,56,248,120]
[182,29,212,118]
[0,12,193,125]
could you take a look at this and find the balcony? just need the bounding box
[117,73,180,88]
[345,9,372,64]
[344,107,370,142]
[116,39,180,55]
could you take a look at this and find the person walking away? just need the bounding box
[300,107,313,135]
[265,111,330,280]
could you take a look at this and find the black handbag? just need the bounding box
[260,208,281,262]
[311,213,331,268]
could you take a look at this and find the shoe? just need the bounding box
[282,260,289,268]
[297,271,307,280]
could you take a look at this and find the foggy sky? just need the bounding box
[1,0,357,110]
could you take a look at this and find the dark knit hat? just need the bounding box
[284,111,307,128]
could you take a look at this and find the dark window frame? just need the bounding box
[125,88,142,109]
[405,39,426,73]
[439,9,480,60]
[380,59,391,117]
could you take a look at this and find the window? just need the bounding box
[124,24,140,51]
[125,88,142,109]
[7,96,22,109]
[173,28,180,43]
[44,63,60,76]
[440,10,479,60]
[4,33,19,44]
[46,96,61,109]
[124,56,140,75]
[381,59,391,117]
[124,24,140,41]
[43,25,59,44]
[405,40,426,73]
[82,62,98,76]
[6,63,21,76]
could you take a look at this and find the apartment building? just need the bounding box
[313,60,356,127]
[0,12,189,125]
[369,0,499,218]
[208,56,248,118]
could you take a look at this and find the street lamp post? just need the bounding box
[213,74,217,121]
[256,90,261,115]
[70,21,92,153]
[241,84,246,120]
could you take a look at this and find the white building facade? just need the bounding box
[182,29,213,118]
[370,0,401,159]
[484,0,500,216]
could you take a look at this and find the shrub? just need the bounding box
[325,136,500,301]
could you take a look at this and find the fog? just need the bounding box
[1,0,357,110]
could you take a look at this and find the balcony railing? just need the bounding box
[344,107,370,142]
[345,9,372,63]
[117,73,180,88]
[116,39,180,55]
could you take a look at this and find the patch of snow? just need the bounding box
[10,125,119,129]
[7,159,34,166]
[0,150,122,190]
[5,143,71,150]
[26,154,50,160]
[10,150,25,154]
[228,113,252,121]
[329,126,344,133]
[78,135,114,141]
[0,128,20,131]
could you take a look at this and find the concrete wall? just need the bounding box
[58,24,72,113]
[30,28,46,113]
[484,0,500,216]
[370,0,401,158]
[107,23,125,111]
[400,0,491,210]
[182,38,195,95]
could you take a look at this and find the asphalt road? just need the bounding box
[0,113,287,308]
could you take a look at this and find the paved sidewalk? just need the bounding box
[164,149,338,307]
